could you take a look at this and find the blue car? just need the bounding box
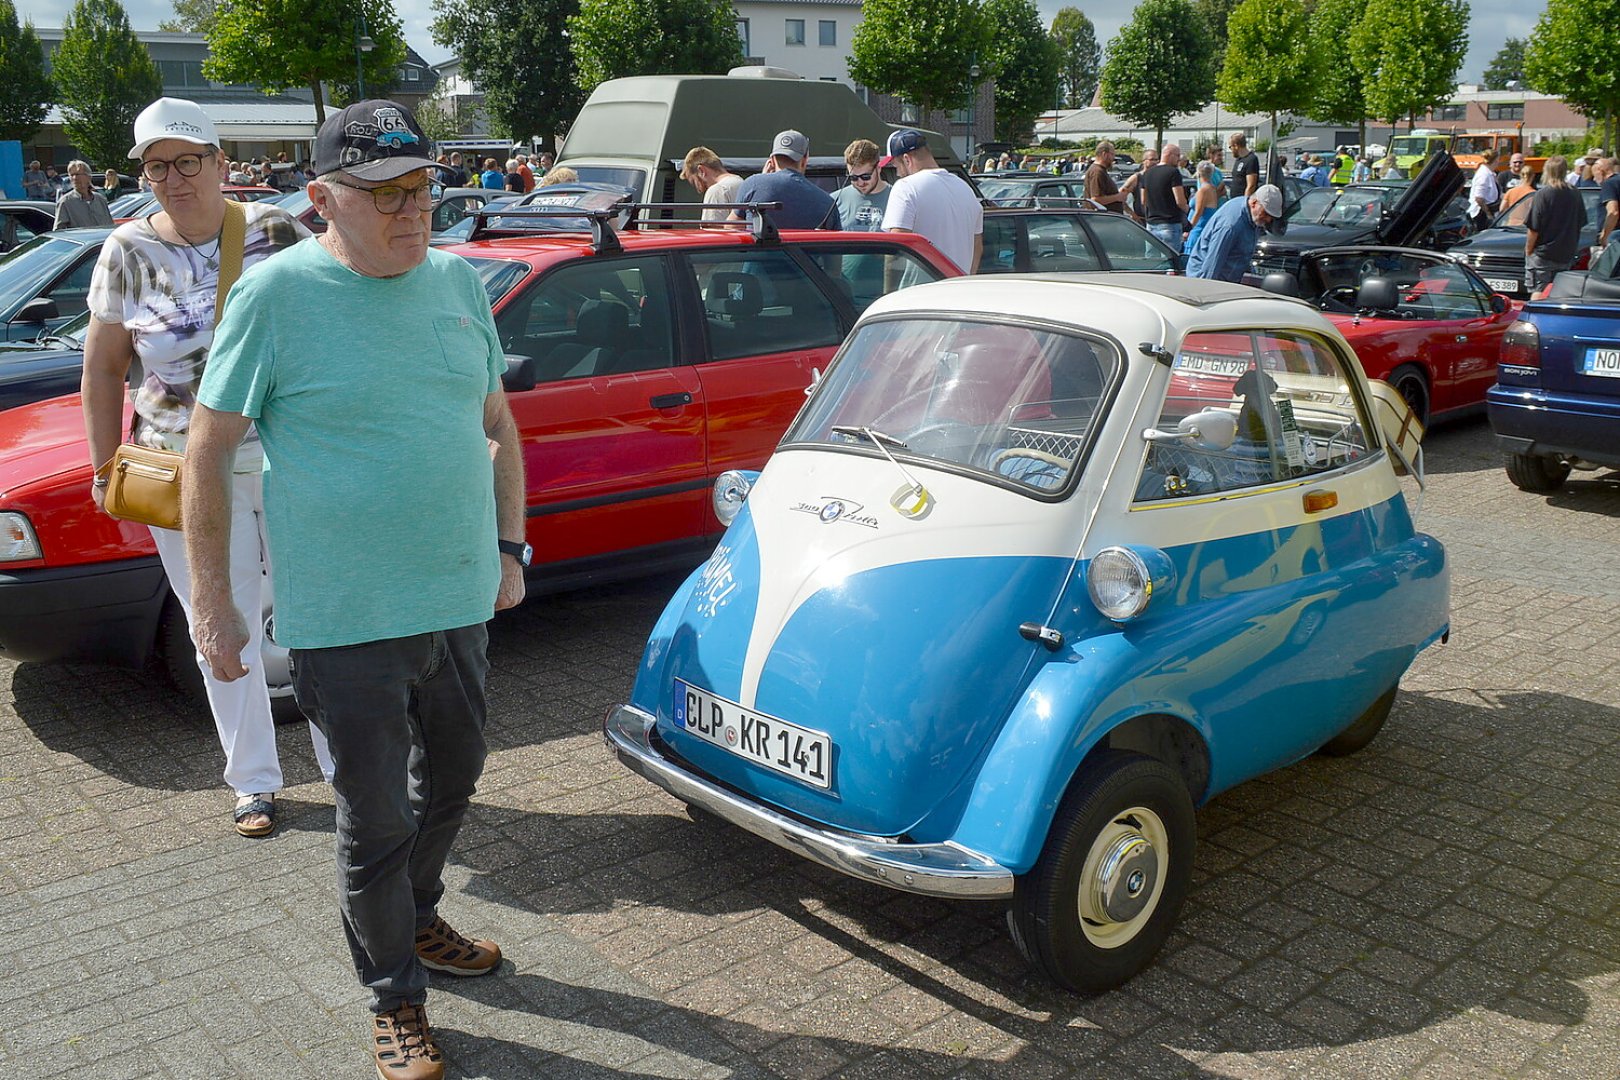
[605,275,1450,992]
[1488,257,1620,490]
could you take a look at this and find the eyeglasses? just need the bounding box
[330,178,434,215]
[847,170,875,182]
[140,151,213,182]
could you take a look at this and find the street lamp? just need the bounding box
[355,13,376,100]
[966,60,982,165]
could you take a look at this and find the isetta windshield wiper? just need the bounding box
[830,424,908,449]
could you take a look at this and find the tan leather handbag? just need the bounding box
[97,201,247,531]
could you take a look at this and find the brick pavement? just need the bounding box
[2,417,1618,1079]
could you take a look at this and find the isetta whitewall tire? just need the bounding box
[1008,751,1196,993]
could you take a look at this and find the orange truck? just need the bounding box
[1449,131,1547,175]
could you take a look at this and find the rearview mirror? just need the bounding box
[1490,293,1509,314]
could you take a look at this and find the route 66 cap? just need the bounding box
[314,99,434,181]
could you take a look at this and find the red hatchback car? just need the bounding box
[0,215,958,696]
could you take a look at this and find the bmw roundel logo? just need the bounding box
[819,501,845,522]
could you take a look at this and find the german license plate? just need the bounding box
[1177,351,1249,377]
[673,680,832,789]
[1584,347,1620,378]
[1485,277,1520,293]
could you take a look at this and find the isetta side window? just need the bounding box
[1137,330,1374,503]
[788,317,1120,496]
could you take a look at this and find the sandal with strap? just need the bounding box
[234,794,276,838]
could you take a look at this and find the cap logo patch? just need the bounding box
[162,120,204,135]
[344,106,420,150]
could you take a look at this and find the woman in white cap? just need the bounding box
[81,97,333,838]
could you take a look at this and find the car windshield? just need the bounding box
[1316,186,1397,227]
[977,177,1036,202]
[0,236,87,315]
[108,192,153,217]
[564,166,646,193]
[1390,136,1435,157]
[1493,188,1601,230]
[1289,186,1340,222]
[460,256,532,308]
[785,317,1120,496]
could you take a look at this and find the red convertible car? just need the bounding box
[0,213,958,697]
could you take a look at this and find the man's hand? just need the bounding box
[496,556,526,611]
[192,594,250,682]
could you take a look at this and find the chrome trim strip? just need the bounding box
[603,704,1014,899]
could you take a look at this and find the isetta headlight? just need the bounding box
[1087,546,1176,622]
[711,470,754,526]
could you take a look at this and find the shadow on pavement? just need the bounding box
[452,685,1619,1070]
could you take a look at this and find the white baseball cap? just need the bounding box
[128,97,219,160]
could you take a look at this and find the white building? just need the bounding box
[732,0,863,86]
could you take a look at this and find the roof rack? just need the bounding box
[625,202,782,245]
[464,200,787,251]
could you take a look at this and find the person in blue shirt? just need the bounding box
[1185,184,1284,282]
[729,130,838,230]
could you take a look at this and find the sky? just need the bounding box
[17,0,1547,85]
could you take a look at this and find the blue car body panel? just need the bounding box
[1489,297,1620,468]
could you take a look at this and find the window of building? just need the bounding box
[819,20,836,46]
[736,18,750,57]
[158,59,209,88]
[1487,102,1525,121]
[1436,104,1466,121]
[786,19,805,46]
[901,101,918,123]
[405,66,421,82]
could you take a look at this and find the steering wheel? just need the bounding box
[991,447,1070,470]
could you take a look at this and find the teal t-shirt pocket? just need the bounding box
[435,315,492,379]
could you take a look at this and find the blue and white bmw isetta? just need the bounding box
[606,274,1449,992]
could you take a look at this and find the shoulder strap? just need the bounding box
[214,199,248,327]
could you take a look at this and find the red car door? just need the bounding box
[492,252,708,566]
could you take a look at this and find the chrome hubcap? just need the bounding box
[1077,806,1169,948]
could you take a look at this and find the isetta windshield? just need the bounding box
[787,318,1121,496]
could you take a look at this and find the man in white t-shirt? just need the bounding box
[879,129,983,273]
[680,146,743,222]
[1467,149,1501,232]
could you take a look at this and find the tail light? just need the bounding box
[1500,320,1541,369]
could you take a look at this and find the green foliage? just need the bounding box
[1050,7,1100,109]
[1306,0,1368,125]
[849,0,996,115]
[0,1,54,143]
[1099,0,1217,145]
[1216,0,1309,120]
[52,0,162,168]
[1196,0,1242,52]
[1531,135,1583,158]
[568,0,743,96]
[432,0,580,146]
[157,0,218,34]
[1350,0,1468,125]
[1525,0,1620,147]
[205,0,406,125]
[986,0,1059,143]
[1482,36,1524,91]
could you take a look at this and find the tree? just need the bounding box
[1351,0,1468,131]
[1527,0,1620,153]
[51,0,162,168]
[1216,0,1309,153]
[1482,37,1525,91]
[0,1,54,144]
[1306,0,1370,149]
[432,0,579,148]
[849,0,996,117]
[1196,0,1242,53]
[568,0,743,96]
[205,0,406,126]
[157,0,219,34]
[1098,0,1217,148]
[1050,7,1100,109]
[986,0,1059,143]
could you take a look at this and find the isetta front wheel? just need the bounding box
[1008,752,1195,993]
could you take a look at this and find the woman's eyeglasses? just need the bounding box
[331,179,435,215]
[140,151,214,182]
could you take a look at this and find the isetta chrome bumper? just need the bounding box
[604,704,1015,899]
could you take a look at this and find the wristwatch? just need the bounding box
[498,539,532,566]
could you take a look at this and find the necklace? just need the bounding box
[180,231,221,270]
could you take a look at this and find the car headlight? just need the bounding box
[711,470,755,526]
[0,512,42,561]
[1087,545,1176,622]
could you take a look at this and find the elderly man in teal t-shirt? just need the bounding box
[183,100,526,1080]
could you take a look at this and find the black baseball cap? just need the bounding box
[313,99,434,181]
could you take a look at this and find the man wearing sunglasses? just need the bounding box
[833,139,890,231]
[184,99,525,1080]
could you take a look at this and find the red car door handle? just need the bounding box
[1454,335,1468,343]
[650,392,693,408]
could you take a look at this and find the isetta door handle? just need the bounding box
[650,392,693,408]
